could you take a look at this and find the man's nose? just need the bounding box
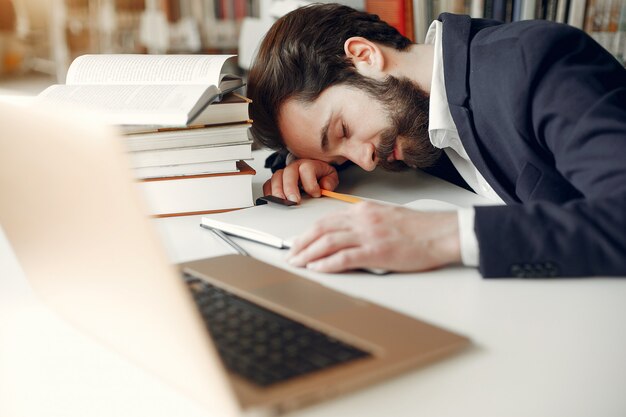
[347,142,377,171]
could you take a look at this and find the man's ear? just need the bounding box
[344,37,385,78]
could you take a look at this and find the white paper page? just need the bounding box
[65,54,234,86]
[202,196,358,247]
[203,197,462,248]
[403,199,462,212]
[38,84,215,125]
[201,197,465,276]
[202,195,392,275]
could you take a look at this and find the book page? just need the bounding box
[65,54,235,86]
[38,84,217,125]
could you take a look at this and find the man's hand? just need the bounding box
[263,159,339,203]
[286,202,462,273]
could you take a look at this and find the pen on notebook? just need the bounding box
[200,224,249,256]
[320,189,363,204]
[201,217,290,249]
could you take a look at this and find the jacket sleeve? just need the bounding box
[474,24,626,278]
[264,149,291,173]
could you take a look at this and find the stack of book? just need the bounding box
[124,93,255,217]
[38,54,256,217]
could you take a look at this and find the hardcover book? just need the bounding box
[139,160,255,217]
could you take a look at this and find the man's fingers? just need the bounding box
[305,247,372,273]
[312,161,339,192]
[262,178,271,196]
[298,162,322,198]
[288,213,348,255]
[319,174,339,191]
[287,231,357,267]
[281,164,304,203]
[264,160,339,205]
[268,169,287,199]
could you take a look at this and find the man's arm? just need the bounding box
[475,195,626,277]
[473,23,626,277]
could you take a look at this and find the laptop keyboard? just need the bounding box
[184,273,371,387]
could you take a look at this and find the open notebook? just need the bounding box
[201,196,461,252]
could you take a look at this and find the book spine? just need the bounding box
[366,0,407,37]
[413,0,430,42]
[503,0,515,21]
[484,0,495,18]
[556,0,571,22]
[431,0,441,21]
[404,0,415,42]
[512,0,523,21]
[471,0,486,18]
[546,0,559,20]
[567,0,586,28]
[585,0,600,33]
[604,0,623,60]
[535,0,542,19]
[493,0,507,20]
[616,1,626,64]
[522,0,537,20]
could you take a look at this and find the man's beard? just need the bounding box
[346,74,441,171]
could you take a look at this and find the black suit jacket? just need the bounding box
[439,14,626,277]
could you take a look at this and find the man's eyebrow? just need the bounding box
[320,114,331,152]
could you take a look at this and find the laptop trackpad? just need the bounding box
[250,280,366,318]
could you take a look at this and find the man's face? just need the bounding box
[277,75,441,171]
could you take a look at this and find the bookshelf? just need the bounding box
[1,0,623,84]
[60,0,261,55]
[0,0,262,82]
[408,0,625,63]
[361,1,624,64]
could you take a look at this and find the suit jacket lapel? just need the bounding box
[439,13,518,204]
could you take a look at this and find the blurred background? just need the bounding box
[0,0,365,95]
[0,0,624,96]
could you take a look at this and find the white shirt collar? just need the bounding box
[425,20,459,150]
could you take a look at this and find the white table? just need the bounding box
[1,150,625,417]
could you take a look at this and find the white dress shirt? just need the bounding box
[425,20,506,267]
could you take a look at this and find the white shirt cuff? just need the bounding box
[457,208,479,267]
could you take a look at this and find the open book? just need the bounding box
[201,196,461,275]
[120,93,251,134]
[38,54,244,126]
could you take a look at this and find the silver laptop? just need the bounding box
[0,101,469,416]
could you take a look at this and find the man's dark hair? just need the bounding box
[247,3,412,150]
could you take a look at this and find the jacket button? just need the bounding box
[523,263,536,277]
[510,264,526,277]
[543,261,559,277]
